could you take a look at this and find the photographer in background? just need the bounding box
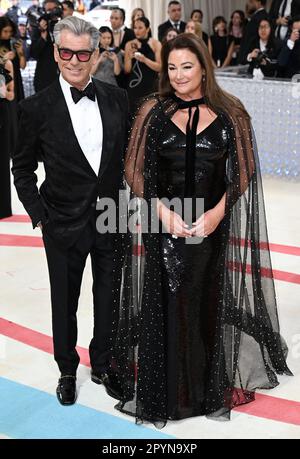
[6,0,22,26]
[278,15,300,78]
[30,0,61,91]
[247,18,282,78]
[91,26,122,86]
[238,0,269,64]
[26,0,44,36]
[0,16,25,101]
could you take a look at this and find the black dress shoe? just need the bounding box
[56,375,77,406]
[91,370,123,400]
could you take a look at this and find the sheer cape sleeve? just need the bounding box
[111,96,292,427]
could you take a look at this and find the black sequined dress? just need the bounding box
[158,116,228,419]
[112,95,292,427]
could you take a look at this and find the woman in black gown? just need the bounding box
[0,56,14,219]
[112,34,292,426]
[208,16,235,68]
[124,17,161,115]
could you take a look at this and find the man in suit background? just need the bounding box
[270,0,300,40]
[238,0,269,63]
[110,7,135,50]
[110,7,135,88]
[278,15,300,77]
[158,1,186,42]
[12,16,128,406]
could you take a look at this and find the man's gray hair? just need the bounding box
[53,16,100,50]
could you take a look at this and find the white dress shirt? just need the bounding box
[59,74,103,176]
[277,0,292,40]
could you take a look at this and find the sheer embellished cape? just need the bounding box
[111,94,292,427]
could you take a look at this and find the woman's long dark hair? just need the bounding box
[99,26,113,47]
[159,33,248,117]
[228,10,246,36]
[212,16,228,35]
[0,16,17,39]
[258,18,276,51]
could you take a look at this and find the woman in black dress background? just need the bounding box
[0,16,26,153]
[228,10,246,65]
[0,16,26,102]
[209,16,235,68]
[112,34,292,426]
[0,56,14,219]
[124,17,161,115]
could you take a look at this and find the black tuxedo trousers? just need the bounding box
[43,210,117,375]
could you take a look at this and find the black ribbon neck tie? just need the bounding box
[172,94,206,198]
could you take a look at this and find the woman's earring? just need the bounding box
[202,75,206,82]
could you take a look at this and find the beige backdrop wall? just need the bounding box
[118,0,253,38]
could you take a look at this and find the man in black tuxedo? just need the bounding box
[239,0,269,63]
[158,1,186,42]
[270,0,300,40]
[12,16,128,405]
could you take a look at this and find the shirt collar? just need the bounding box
[113,25,125,34]
[59,74,93,105]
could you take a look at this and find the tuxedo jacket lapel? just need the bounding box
[94,79,117,180]
[46,80,97,178]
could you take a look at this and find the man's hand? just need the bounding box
[290,29,300,42]
[277,16,289,27]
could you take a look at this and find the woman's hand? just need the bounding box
[249,48,260,60]
[99,50,109,62]
[191,207,224,238]
[4,50,16,61]
[0,82,7,99]
[108,51,118,62]
[14,39,24,57]
[134,51,146,63]
[158,202,193,238]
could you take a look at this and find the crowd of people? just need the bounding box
[0,0,300,216]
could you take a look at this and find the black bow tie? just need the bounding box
[70,82,96,104]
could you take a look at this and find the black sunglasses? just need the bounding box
[57,47,95,62]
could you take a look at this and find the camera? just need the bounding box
[253,51,271,68]
[38,7,63,32]
[27,5,63,34]
[10,37,19,50]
